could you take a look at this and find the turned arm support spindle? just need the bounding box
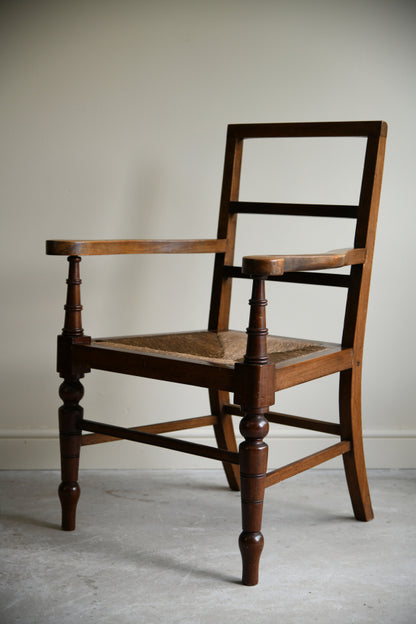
[62,256,84,337]
[244,277,269,366]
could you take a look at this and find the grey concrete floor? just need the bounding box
[1,469,415,624]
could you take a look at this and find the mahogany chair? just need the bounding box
[46,121,387,585]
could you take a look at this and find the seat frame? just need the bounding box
[47,121,387,585]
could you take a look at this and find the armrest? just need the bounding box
[46,238,228,256]
[242,248,366,277]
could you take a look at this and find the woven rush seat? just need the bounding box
[95,330,327,366]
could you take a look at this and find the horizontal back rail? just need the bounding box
[230,201,358,219]
[228,121,387,139]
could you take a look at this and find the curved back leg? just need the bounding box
[339,368,374,521]
[210,389,240,491]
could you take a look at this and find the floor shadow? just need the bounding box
[2,512,60,531]
[126,548,241,585]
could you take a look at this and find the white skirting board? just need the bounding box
[0,429,415,470]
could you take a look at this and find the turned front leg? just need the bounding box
[58,376,83,530]
[57,256,89,531]
[236,276,275,585]
[239,411,269,586]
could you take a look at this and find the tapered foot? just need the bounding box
[59,481,80,531]
[239,531,264,585]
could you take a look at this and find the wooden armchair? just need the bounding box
[46,121,387,585]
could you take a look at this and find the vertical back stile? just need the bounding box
[342,126,387,352]
[208,131,243,331]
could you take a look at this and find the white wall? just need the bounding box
[1,0,415,469]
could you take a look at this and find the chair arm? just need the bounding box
[46,238,228,256]
[242,248,366,277]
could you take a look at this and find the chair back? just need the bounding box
[208,121,387,359]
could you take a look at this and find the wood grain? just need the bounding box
[72,342,236,391]
[224,404,341,436]
[223,265,350,287]
[46,238,228,256]
[242,248,366,277]
[81,419,240,464]
[81,414,217,446]
[274,348,353,391]
[264,441,351,488]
